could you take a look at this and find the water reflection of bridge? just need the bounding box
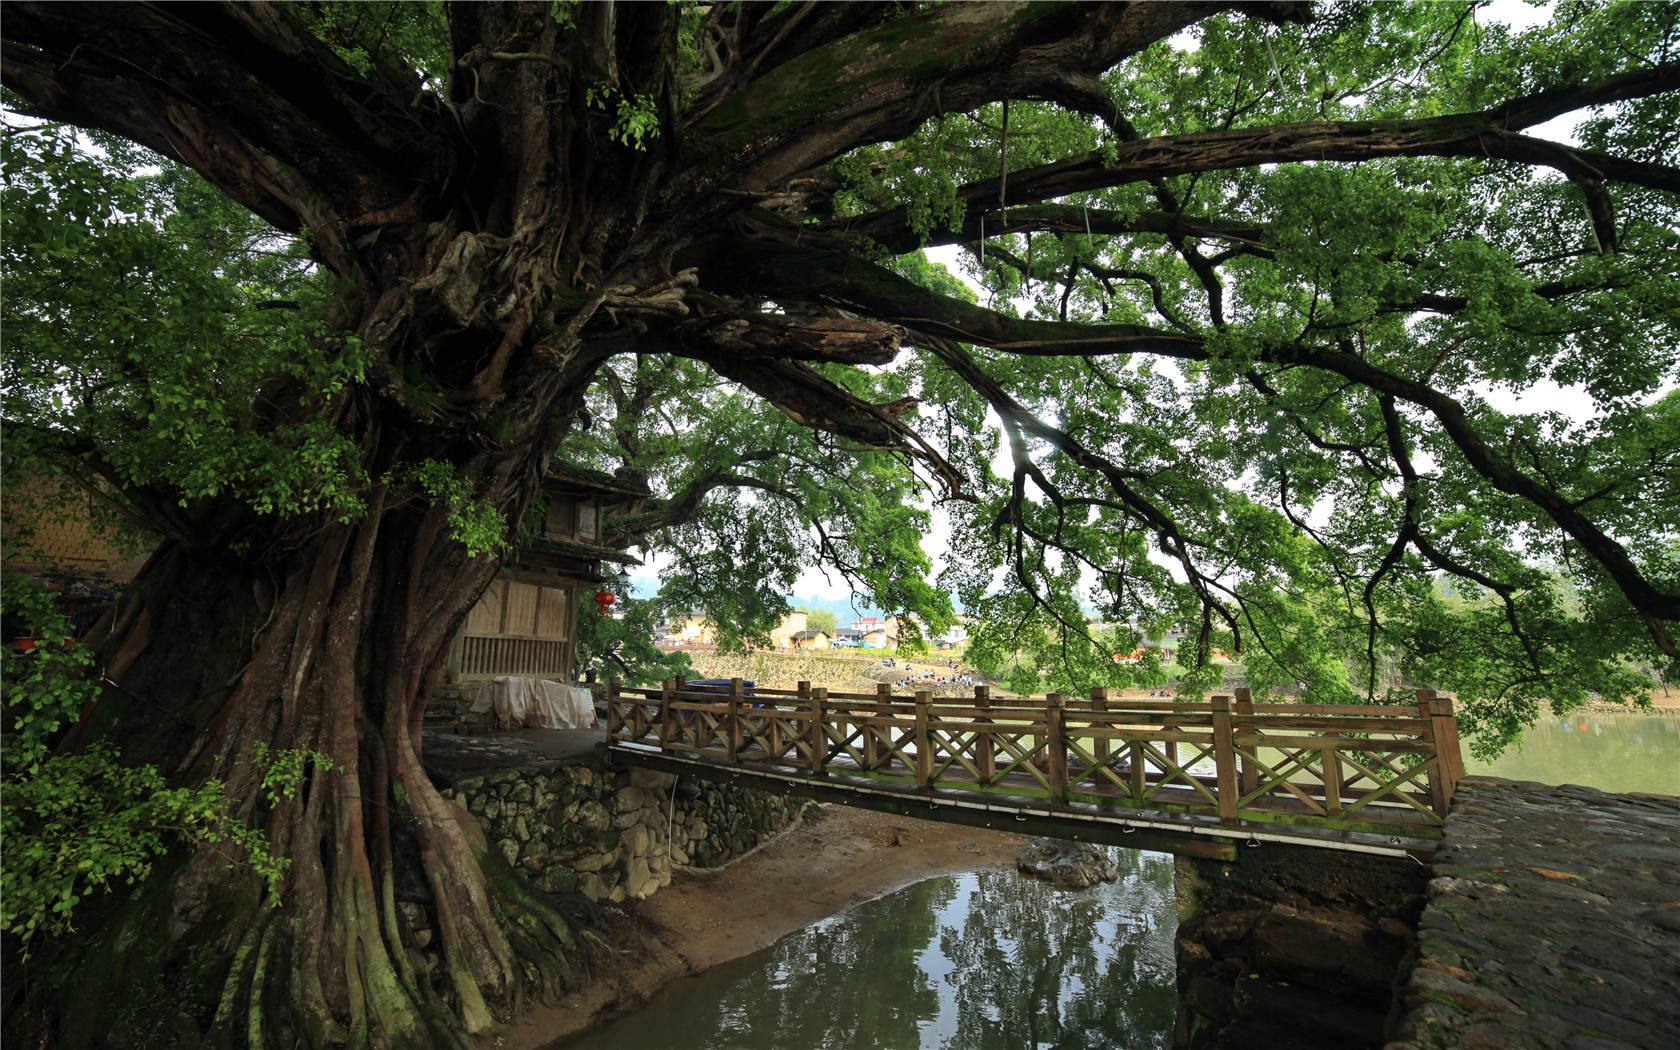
[607,680,1463,861]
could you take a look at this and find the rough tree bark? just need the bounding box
[3,1,1676,1046]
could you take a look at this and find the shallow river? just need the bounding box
[562,848,1179,1050]
[1463,711,1680,795]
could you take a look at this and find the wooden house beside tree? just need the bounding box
[446,465,646,683]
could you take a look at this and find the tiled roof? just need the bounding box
[543,463,650,500]
[523,537,641,564]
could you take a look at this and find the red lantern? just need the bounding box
[593,589,617,614]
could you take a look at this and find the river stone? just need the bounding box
[670,845,689,866]
[614,786,645,812]
[612,809,641,830]
[573,851,615,873]
[509,781,533,804]
[624,824,650,856]
[520,840,549,867]
[576,801,610,831]
[513,814,531,842]
[1017,839,1119,890]
[578,872,606,900]
[496,838,519,866]
[608,883,627,903]
[540,870,578,895]
[625,856,654,898]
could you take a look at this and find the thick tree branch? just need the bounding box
[677,1,1274,197]
[846,64,1680,248]
[708,236,1206,359]
[875,204,1270,256]
[2,2,455,273]
[677,307,905,365]
[607,454,786,545]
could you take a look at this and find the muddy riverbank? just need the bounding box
[488,805,1029,1049]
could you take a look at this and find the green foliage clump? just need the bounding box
[574,594,692,686]
[800,608,839,636]
[250,742,336,808]
[585,84,663,150]
[402,459,510,558]
[0,581,305,955]
[2,119,371,525]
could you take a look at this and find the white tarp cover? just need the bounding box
[469,677,597,730]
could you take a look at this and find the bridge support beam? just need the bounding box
[609,748,1238,861]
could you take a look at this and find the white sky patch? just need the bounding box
[791,563,856,603]
[1476,378,1597,423]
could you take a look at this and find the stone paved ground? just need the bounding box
[1386,777,1680,1050]
[421,727,605,784]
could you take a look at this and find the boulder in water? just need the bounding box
[1017,838,1119,890]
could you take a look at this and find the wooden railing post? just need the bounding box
[867,683,890,770]
[1090,687,1109,769]
[657,678,674,750]
[1323,742,1343,815]
[796,679,811,765]
[1418,689,1462,816]
[1436,695,1465,793]
[1233,687,1257,797]
[975,685,995,784]
[727,677,744,764]
[809,687,827,775]
[1211,694,1238,822]
[607,678,623,736]
[1129,735,1147,801]
[914,690,933,788]
[1046,692,1067,805]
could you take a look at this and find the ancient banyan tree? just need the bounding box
[2,2,1676,1046]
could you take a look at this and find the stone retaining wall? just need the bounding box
[1174,845,1426,1049]
[437,755,810,903]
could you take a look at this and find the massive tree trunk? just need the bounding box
[21,342,607,1048]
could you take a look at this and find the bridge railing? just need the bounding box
[606,679,1465,836]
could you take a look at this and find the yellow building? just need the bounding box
[769,611,809,649]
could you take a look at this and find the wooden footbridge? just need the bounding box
[606,680,1465,862]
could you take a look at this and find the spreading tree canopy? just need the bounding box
[2,2,1677,1046]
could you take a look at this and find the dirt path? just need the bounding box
[493,805,1029,1049]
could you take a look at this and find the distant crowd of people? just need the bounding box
[881,657,980,691]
